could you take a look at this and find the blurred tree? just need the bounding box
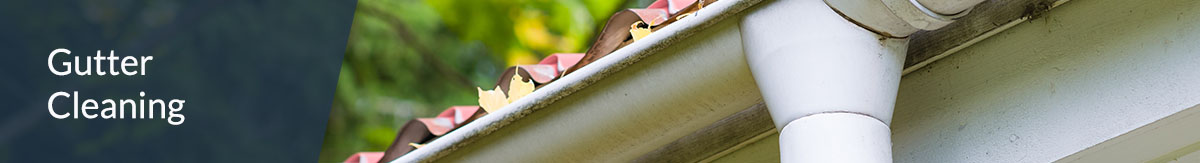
[319,0,642,162]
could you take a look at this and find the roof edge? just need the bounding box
[393,0,764,162]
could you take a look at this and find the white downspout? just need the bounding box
[739,0,982,162]
[741,0,906,161]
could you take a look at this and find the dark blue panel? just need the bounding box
[0,0,355,162]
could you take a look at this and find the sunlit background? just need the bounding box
[320,0,654,161]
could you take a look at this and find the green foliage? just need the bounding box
[319,0,637,162]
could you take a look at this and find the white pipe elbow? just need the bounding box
[740,0,907,130]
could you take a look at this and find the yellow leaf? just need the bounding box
[478,86,509,113]
[507,74,535,103]
[630,21,652,41]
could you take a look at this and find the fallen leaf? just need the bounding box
[478,86,509,113]
[630,21,652,41]
[507,74,535,103]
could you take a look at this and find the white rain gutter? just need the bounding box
[739,0,983,162]
[393,0,993,161]
[393,0,764,162]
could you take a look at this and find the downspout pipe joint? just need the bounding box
[740,0,908,162]
[741,0,908,130]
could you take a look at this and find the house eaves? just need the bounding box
[395,0,763,161]
[394,0,1071,162]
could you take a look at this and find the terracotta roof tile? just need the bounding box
[342,152,384,163]
[416,106,485,136]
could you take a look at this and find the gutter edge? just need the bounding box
[394,0,764,161]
